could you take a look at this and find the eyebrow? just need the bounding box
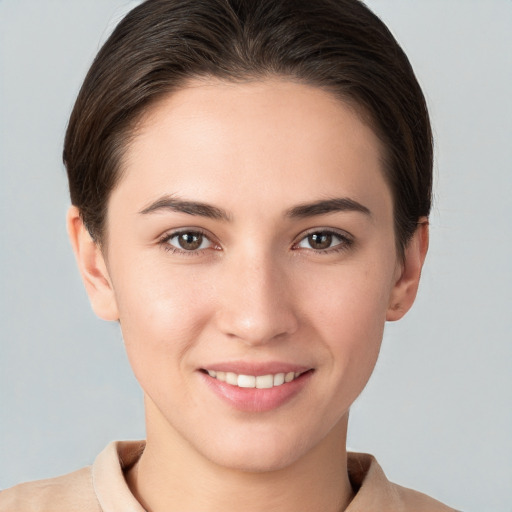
[285,197,371,218]
[139,195,371,221]
[139,195,231,221]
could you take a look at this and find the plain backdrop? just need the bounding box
[1,1,511,511]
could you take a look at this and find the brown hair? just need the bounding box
[64,0,432,256]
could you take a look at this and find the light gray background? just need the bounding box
[1,1,511,510]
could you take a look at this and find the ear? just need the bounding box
[386,218,429,321]
[66,206,119,321]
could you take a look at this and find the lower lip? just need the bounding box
[200,371,313,413]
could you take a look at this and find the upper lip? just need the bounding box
[200,361,312,376]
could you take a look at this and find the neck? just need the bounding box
[126,400,354,512]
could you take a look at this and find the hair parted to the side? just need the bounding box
[63,0,432,257]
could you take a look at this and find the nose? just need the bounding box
[214,252,299,346]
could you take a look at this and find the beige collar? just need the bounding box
[91,440,449,512]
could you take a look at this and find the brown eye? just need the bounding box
[178,232,203,250]
[296,230,350,252]
[166,231,212,252]
[308,233,332,250]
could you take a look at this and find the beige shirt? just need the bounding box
[0,441,458,511]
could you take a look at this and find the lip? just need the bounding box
[201,361,311,376]
[198,361,314,413]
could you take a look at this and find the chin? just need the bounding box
[209,446,302,474]
[198,426,317,474]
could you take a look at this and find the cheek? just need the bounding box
[303,261,393,382]
[110,259,215,377]
[305,259,393,332]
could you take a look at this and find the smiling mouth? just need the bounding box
[201,369,309,389]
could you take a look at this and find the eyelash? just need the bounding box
[292,229,354,255]
[158,228,354,256]
[158,229,218,256]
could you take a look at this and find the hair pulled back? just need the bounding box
[64,0,432,256]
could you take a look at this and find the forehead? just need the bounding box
[112,78,391,220]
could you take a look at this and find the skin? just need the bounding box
[68,79,428,512]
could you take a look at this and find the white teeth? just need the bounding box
[206,370,305,388]
[273,373,285,386]
[255,374,274,389]
[237,374,256,388]
[226,372,238,385]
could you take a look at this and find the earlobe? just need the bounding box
[386,218,429,322]
[66,206,119,321]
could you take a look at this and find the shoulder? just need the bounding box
[392,483,459,512]
[347,452,460,512]
[0,466,101,512]
[0,441,146,512]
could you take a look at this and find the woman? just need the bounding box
[1,0,459,510]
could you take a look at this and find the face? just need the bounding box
[75,79,421,472]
